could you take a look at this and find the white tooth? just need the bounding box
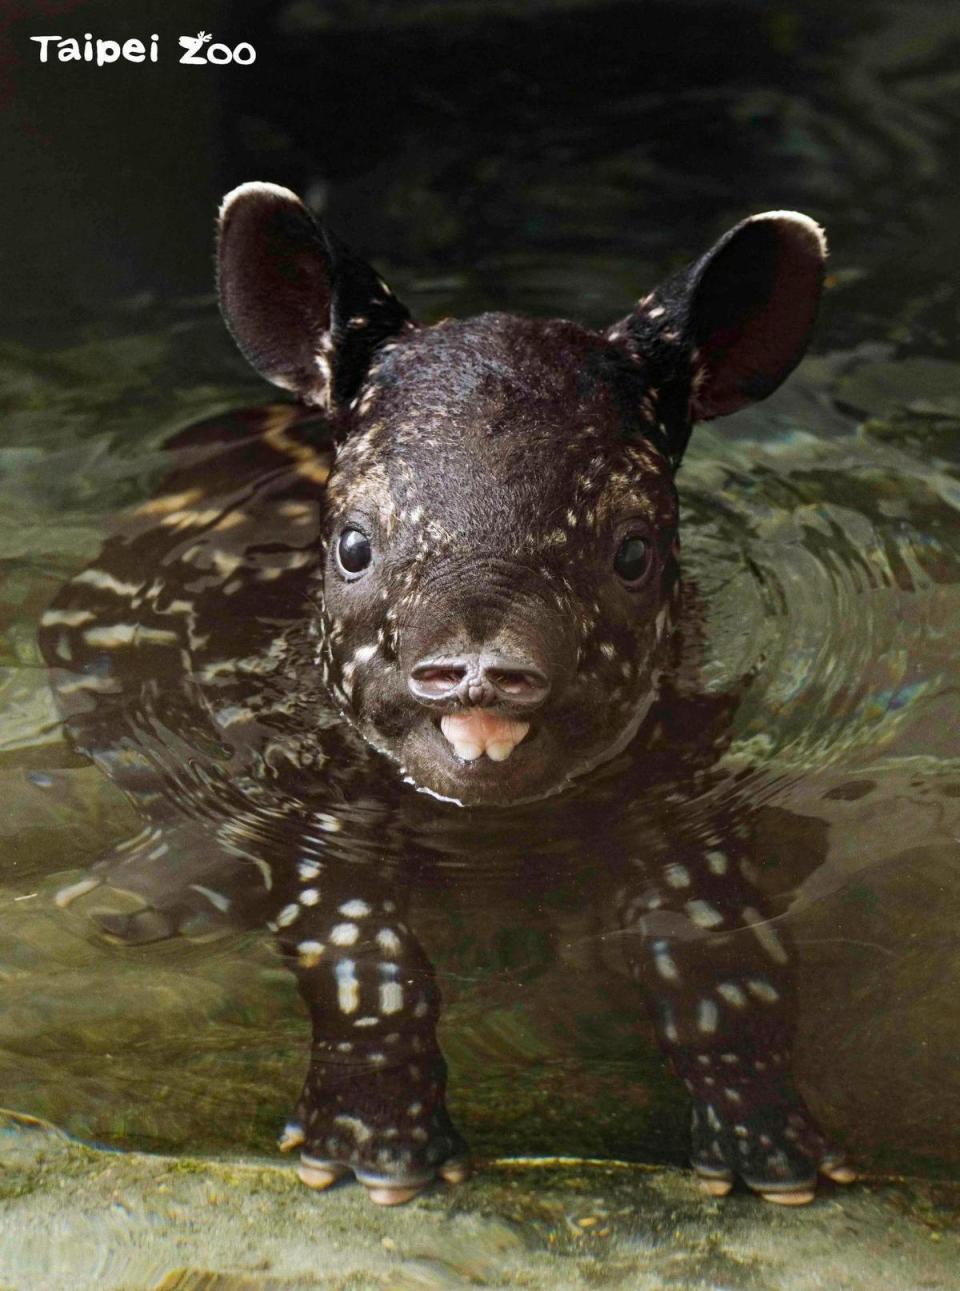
[452,742,483,761]
[485,741,516,762]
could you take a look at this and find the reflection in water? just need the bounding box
[31,164,862,1207]
[4,340,959,1188]
[0,0,959,1201]
[34,395,853,1204]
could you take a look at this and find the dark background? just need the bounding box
[2,0,959,354]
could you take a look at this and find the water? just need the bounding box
[2,0,959,1188]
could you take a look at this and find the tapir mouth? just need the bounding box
[438,710,531,763]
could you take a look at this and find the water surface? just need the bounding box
[1,0,959,1183]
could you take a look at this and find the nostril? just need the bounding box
[481,657,550,705]
[416,666,465,688]
[486,668,545,697]
[409,662,467,699]
[409,654,550,708]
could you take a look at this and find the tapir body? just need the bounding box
[39,183,853,1204]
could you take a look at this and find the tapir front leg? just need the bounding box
[57,805,469,1205]
[275,866,469,1204]
[615,826,855,1204]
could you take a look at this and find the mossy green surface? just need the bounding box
[1,1111,959,1290]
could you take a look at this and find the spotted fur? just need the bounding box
[37,186,850,1204]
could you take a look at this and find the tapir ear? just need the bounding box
[217,182,412,409]
[608,211,826,463]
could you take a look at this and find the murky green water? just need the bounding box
[2,0,959,1188]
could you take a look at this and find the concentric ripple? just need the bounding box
[679,406,960,772]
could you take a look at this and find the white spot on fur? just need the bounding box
[332,1112,370,1142]
[717,982,747,1008]
[698,1000,719,1034]
[330,922,359,946]
[377,928,402,954]
[379,981,404,1015]
[686,900,724,930]
[747,978,780,1003]
[653,940,678,981]
[340,899,371,918]
[297,941,324,968]
[336,961,359,1013]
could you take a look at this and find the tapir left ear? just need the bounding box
[607,211,826,465]
[217,182,412,409]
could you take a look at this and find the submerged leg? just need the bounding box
[276,871,468,1204]
[55,818,265,943]
[56,809,469,1203]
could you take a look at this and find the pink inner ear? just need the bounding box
[690,217,825,421]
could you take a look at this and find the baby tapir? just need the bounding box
[39,182,855,1205]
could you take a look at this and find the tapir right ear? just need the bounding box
[217,183,412,409]
[607,211,826,468]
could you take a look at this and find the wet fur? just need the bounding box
[37,187,850,1203]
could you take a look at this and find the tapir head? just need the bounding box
[217,183,825,806]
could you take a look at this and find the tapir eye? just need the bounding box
[336,527,372,576]
[614,533,652,585]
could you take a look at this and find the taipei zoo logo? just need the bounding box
[30,31,256,67]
